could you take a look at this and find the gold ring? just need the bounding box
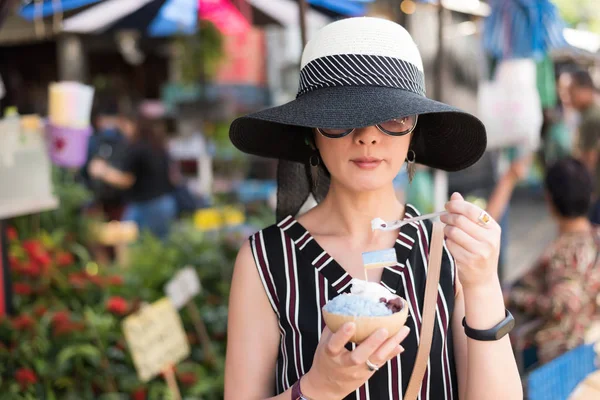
[477,210,491,226]
[366,359,379,372]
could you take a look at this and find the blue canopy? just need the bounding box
[20,0,102,20]
[483,0,568,60]
[306,0,374,17]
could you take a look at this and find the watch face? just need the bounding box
[495,318,516,340]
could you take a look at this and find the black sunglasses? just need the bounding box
[317,115,418,139]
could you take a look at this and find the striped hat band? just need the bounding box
[297,54,426,98]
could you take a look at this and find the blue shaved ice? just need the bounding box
[323,294,392,317]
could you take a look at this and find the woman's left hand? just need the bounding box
[440,192,501,289]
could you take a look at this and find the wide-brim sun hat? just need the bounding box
[229,17,487,219]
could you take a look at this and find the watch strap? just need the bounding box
[462,309,515,341]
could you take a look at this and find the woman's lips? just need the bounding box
[351,157,382,169]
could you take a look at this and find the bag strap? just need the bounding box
[404,221,445,400]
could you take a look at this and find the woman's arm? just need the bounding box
[486,155,532,221]
[442,193,522,400]
[225,240,283,399]
[452,279,523,400]
[89,159,136,189]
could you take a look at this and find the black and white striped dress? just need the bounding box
[249,204,460,400]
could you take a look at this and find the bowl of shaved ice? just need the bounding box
[322,279,409,343]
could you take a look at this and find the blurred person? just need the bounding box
[486,153,533,223]
[507,157,600,364]
[83,106,128,221]
[88,112,176,239]
[566,69,600,223]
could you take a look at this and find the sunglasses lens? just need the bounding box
[318,128,353,137]
[379,115,417,135]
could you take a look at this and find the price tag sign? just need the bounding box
[122,298,190,382]
[165,266,201,310]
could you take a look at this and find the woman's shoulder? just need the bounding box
[248,217,293,243]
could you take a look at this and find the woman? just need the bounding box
[226,18,522,400]
[508,157,600,364]
[88,112,176,239]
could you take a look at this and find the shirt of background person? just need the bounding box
[120,142,173,203]
[577,103,600,195]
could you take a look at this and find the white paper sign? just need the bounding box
[164,266,201,309]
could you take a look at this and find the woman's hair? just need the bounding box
[545,157,593,218]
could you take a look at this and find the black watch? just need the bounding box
[462,309,515,341]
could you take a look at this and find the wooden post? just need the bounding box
[185,301,216,365]
[0,222,7,317]
[433,1,448,212]
[298,0,309,47]
[434,0,445,102]
[162,365,182,400]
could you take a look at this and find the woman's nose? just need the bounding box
[353,125,381,145]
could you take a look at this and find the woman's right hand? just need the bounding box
[302,323,410,400]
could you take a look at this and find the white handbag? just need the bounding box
[477,59,543,151]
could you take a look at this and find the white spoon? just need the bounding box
[371,211,448,231]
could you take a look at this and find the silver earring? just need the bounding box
[309,153,320,190]
[406,150,416,183]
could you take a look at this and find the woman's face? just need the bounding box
[315,126,411,192]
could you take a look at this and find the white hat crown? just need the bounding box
[297,17,426,98]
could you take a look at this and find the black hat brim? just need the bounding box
[230,85,487,172]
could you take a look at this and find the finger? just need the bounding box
[445,196,498,229]
[369,326,410,365]
[450,192,464,201]
[325,322,355,357]
[343,328,389,366]
[440,212,487,241]
[443,224,481,254]
[445,238,472,264]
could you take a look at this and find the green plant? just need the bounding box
[176,20,225,84]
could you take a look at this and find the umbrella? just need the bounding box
[483,0,568,60]
[19,0,102,20]
[304,0,373,17]
[198,0,250,36]
[61,0,197,37]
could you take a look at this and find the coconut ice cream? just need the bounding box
[322,279,409,343]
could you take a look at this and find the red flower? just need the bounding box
[12,315,35,331]
[132,388,147,400]
[21,262,42,278]
[51,311,71,326]
[106,297,129,316]
[22,240,43,257]
[13,283,33,296]
[106,275,124,286]
[53,321,86,337]
[8,255,20,266]
[33,251,51,269]
[15,368,37,389]
[88,274,105,287]
[33,305,48,318]
[178,371,198,386]
[55,251,74,267]
[6,227,18,241]
[68,273,88,288]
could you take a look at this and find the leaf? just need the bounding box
[68,243,91,265]
[57,344,101,371]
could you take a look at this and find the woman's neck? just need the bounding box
[558,216,593,235]
[315,180,405,240]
